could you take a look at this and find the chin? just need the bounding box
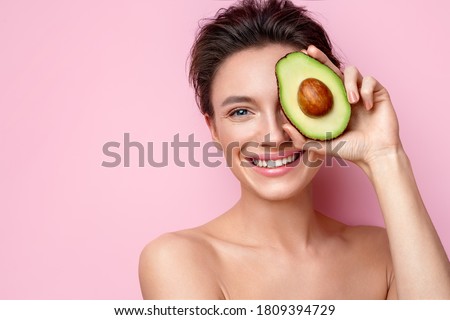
[253,185,307,201]
[247,176,314,201]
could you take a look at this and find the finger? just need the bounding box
[282,123,329,159]
[303,139,326,157]
[306,45,343,79]
[344,66,363,104]
[282,123,308,150]
[360,76,380,110]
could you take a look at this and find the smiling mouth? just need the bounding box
[250,152,302,168]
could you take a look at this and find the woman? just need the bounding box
[139,0,450,299]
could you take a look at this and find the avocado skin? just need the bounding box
[276,52,351,141]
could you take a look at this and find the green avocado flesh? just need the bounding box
[276,52,351,140]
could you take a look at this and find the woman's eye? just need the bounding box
[230,108,249,117]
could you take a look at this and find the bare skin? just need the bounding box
[140,208,395,299]
[139,44,450,300]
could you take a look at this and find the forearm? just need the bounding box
[364,149,450,299]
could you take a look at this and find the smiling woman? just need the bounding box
[138,0,450,299]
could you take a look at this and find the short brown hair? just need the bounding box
[189,0,341,117]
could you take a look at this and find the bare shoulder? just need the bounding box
[344,224,391,253]
[319,214,391,253]
[342,224,397,298]
[139,229,223,299]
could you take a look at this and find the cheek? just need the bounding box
[216,123,258,151]
[217,127,260,170]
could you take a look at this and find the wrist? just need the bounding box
[360,145,410,180]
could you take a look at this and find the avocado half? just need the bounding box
[275,52,351,140]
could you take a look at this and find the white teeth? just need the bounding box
[268,160,277,168]
[252,153,299,168]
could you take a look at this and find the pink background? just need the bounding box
[1,0,449,299]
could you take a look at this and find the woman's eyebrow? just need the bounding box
[221,95,256,107]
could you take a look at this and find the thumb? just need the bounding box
[282,123,308,150]
[303,138,327,157]
[283,123,329,156]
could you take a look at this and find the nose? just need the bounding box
[261,105,291,148]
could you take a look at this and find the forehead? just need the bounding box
[210,44,299,106]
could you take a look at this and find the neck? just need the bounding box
[228,183,320,251]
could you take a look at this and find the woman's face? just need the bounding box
[208,43,324,200]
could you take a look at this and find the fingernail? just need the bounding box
[348,91,357,103]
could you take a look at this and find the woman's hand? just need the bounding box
[283,45,404,172]
[284,46,450,299]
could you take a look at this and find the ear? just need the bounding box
[204,114,222,150]
[205,114,223,150]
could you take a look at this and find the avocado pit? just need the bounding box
[298,78,333,117]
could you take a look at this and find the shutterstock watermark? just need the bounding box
[101,132,348,168]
